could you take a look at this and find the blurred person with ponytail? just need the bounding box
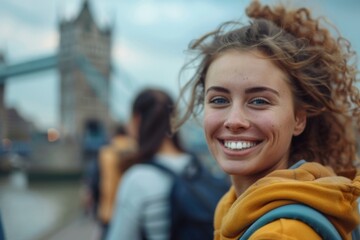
[173,0,360,239]
[107,88,191,240]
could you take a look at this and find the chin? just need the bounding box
[217,159,252,176]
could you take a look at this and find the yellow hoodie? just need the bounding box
[214,162,360,240]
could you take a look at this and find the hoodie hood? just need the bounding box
[214,162,360,240]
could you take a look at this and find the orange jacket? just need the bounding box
[97,136,136,224]
[214,162,360,240]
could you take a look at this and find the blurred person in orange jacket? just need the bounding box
[97,125,136,239]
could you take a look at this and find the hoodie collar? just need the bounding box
[214,162,360,240]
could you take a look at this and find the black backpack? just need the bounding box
[147,155,230,240]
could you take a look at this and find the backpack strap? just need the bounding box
[239,204,342,240]
[289,159,307,169]
[352,198,360,239]
[146,154,201,178]
[146,160,177,176]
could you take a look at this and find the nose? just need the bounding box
[224,106,250,131]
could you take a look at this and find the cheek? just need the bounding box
[262,112,296,139]
[203,110,222,140]
[254,113,281,136]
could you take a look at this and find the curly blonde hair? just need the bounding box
[174,0,360,177]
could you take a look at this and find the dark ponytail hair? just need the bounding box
[121,88,184,171]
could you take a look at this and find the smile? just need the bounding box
[224,140,258,151]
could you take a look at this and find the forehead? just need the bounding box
[205,50,291,92]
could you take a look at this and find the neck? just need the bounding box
[231,159,289,197]
[157,138,182,156]
[231,175,257,197]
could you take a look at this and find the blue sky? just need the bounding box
[1,0,359,131]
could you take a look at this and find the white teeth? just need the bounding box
[224,141,256,150]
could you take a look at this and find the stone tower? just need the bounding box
[58,0,113,144]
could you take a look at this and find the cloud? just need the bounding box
[113,38,185,89]
[131,1,187,26]
[0,19,57,61]
[1,0,359,129]
[0,3,58,62]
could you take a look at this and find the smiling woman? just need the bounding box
[173,0,360,239]
[203,50,306,181]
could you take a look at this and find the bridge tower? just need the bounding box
[58,0,113,145]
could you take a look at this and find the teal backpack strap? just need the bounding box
[352,198,360,239]
[289,159,306,169]
[239,204,342,240]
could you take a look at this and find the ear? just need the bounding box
[127,114,141,139]
[293,109,307,136]
[132,114,141,127]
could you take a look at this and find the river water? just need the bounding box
[0,170,100,240]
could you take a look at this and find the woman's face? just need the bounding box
[204,50,306,177]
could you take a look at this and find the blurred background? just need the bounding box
[0,0,359,239]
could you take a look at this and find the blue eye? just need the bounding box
[250,98,269,105]
[209,97,228,105]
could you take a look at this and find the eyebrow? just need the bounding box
[245,86,279,96]
[205,86,229,95]
[206,86,279,96]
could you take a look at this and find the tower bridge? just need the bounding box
[0,1,120,171]
[0,55,58,80]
